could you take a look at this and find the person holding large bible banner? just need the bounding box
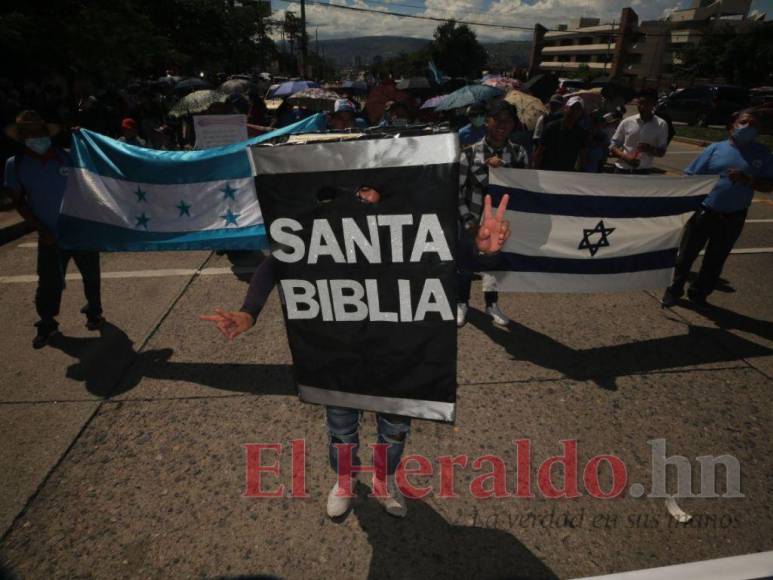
[201,134,510,519]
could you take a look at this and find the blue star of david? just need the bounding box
[134,187,148,202]
[176,200,192,217]
[578,220,615,257]
[221,183,237,201]
[135,212,150,230]
[221,208,240,226]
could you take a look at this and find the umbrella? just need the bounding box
[521,74,558,102]
[504,89,548,130]
[365,80,412,124]
[342,79,369,94]
[220,78,255,95]
[396,77,432,91]
[268,80,320,98]
[434,85,504,112]
[175,78,211,94]
[482,76,522,91]
[168,90,229,117]
[420,95,447,109]
[564,90,603,111]
[287,88,342,112]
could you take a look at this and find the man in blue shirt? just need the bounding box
[458,103,486,148]
[662,110,773,308]
[3,110,104,348]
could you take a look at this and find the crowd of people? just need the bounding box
[2,72,772,521]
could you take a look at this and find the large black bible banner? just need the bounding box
[252,134,459,421]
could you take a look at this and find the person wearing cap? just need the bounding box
[458,103,487,147]
[457,100,528,328]
[118,118,146,147]
[609,93,668,175]
[3,111,105,348]
[533,95,588,172]
[328,99,357,131]
[532,93,564,144]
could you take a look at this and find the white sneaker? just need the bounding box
[456,303,468,328]
[326,476,357,518]
[486,303,509,326]
[373,475,407,518]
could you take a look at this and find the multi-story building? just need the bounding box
[528,0,761,87]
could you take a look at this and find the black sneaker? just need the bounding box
[33,325,59,349]
[661,288,682,308]
[86,315,105,331]
[687,292,710,309]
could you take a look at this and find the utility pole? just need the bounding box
[299,0,308,78]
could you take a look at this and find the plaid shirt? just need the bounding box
[459,137,529,225]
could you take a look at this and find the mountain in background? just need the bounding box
[315,36,532,72]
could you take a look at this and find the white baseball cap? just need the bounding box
[566,96,585,110]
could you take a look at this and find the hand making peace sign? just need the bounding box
[474,193,511,255]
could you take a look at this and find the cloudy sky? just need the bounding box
[271,0,772,42]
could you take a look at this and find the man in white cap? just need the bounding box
[2,110,105,348]
[609,93,668,175]
[328,99,357,131]
[533,95,588,171]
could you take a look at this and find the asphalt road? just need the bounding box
[0,148,771,580]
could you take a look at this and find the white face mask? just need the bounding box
[25,136,52,155]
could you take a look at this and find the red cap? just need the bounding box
[121,118,137,130]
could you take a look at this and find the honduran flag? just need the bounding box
[485,168,718,292]
[58,114,327,251]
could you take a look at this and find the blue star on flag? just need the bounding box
[135,212,150,230]
[221,208,240,226]
[134,186,148,202]
[176,200,192,217]
[221,183,237,201]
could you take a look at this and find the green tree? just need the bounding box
[430,20,487,78]
[677,22,773,86]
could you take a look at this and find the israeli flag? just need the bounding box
[486,168,718,292]
[59,114,327,251]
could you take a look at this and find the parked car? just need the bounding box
[657,85,749,127]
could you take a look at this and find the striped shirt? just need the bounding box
[458,137,529,225]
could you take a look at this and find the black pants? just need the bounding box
[669,207,747,299]
[456,269,497,307]
[36,241,102,329]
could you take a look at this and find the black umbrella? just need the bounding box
[175,78,211,94]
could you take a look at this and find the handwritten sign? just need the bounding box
[193,114,248,149]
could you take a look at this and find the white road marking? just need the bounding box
[746,219,773,223]
[1,248,771,285]
[573,549,773,580]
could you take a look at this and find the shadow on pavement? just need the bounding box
[683,302,773,343]
[218,250,265,283]
[352,483,557,580]
[47,321,295,399]
[467,308,772,391]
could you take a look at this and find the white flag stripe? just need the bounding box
[490,168,717,199]
[491,269,674,293]
[502,210,692,259]
[252,133,459,174]
[62,169,262,232]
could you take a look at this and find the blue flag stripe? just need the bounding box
[488,184,705,218]
[70,114,327,184]
[497,248,677,275]
[58,215,267,252]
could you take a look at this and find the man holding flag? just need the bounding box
[3,111,104,349]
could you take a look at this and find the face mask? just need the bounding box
[25,137,52,155]
[471,115,485,128]
[732,124,757,146]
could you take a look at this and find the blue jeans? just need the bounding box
[326,406,411,478]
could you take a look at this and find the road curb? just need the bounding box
[672,136,713,147]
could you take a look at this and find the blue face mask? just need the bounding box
[732,124,757,146]
[25,137,52,155]
[471,115,486,128]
